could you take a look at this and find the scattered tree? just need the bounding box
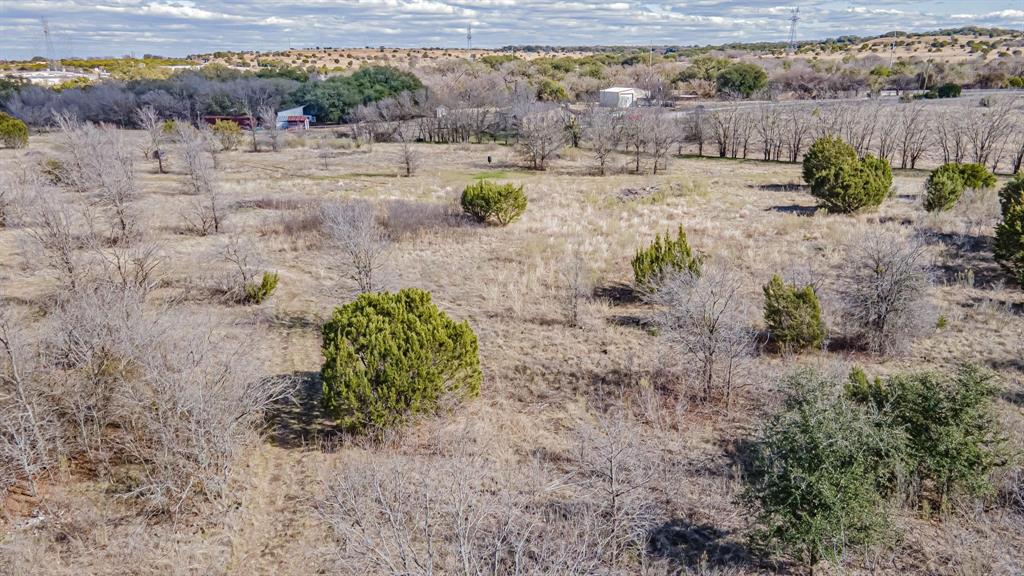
[320,288,481,433]
[517,108,566,170]
[762,275,826,352]
[322,200,391,293]
[995,173,1024,285]
[0,112,28,148]
[460,180,527,226]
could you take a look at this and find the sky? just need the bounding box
[1,0,1022,60]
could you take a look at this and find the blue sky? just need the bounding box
[1,1,1021,60]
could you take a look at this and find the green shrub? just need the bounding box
[212,119,244,151]
[745,370,901,566]
[320,288,481,433]
[846,364,1006,511]
[631,225,702,289]
[935,83,962,98]
[801,135,857,186]
[995,174,1024,285]
[0,112,28,148]
[715,62,767,97]
[803,137,891,213]
[243,272,279,304]
[762,275,826,351]
[460,180,528,225]
[956,162,997,190]
[924,163,965,212]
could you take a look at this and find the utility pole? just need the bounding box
[787,7,799,53]
[41,17,58,70]
[888,34,896,67]
[467,24,472,51]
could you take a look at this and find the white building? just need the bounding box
[4,69,105,87]
[276,104,315,129]
[599,86,650,108]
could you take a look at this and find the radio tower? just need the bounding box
[467,24,472,50]
[786,7,800,53]
[42,17,59,70]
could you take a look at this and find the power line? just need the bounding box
[787,7,800,53]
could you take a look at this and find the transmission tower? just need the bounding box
[467,24,472,50]
[41,17,58,70]
[786,7,800,53]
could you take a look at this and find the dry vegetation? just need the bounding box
[1,117,1023,575]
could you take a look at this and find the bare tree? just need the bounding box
[322,200,391,294]
[134,106,167,173]
[560,245,591,328]
[175,123,223,235]
[258,105,281,152]
[316,134,333,170]
[839,230,934,356]
[644,110,676,175]
[396,129,419,177]
[572,416,660,564]
[517,107,566,170]
[25,185,90,290]
[583,109,621,176]
[897,102,930,169]
[649,264,755,409]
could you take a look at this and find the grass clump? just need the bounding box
[631,225,702,289]
[320,288,481,433]
[460,180,527,225]
[762,275,826,352]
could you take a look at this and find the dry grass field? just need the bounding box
[1,131,1023,574]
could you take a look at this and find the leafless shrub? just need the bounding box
[42,286,289,512]
[396,136,420,177]
[381,198,460,241]
[218,235,264,302]
[317,417,662,576]
[258,105,281,152]
[0,304,58,496]
[518,107,566,170]
[838,230,934,356]
[24,185,92,290]
[643,111,677,175]
[322,200,391,294]
[648,264,756,409]
[175,123,223,235]
[94,240,163,298]
[560,245,591,328]
[316,134,333,169]
[51,114,140,243]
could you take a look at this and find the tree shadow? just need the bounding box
[752,183,807,193]
[766,204,817,216]
[265,370,346,449]
[1000,390,1024,407]
[647,518,763,572]
[924,231,1007,287]
[594,281,641,305]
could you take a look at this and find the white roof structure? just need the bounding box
[599,86,650,108]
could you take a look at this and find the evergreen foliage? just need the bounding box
[845,364,1006,512]
[320,289,481,433]
[995,174,1024,285]
[244,272,279,304]
[762,275,826,351]
[631,225,702,289]
[0,112,28,148]
[745,370,901,566]
[924,163,966,212]
[460,180,528,225]
[802,136,891,213]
